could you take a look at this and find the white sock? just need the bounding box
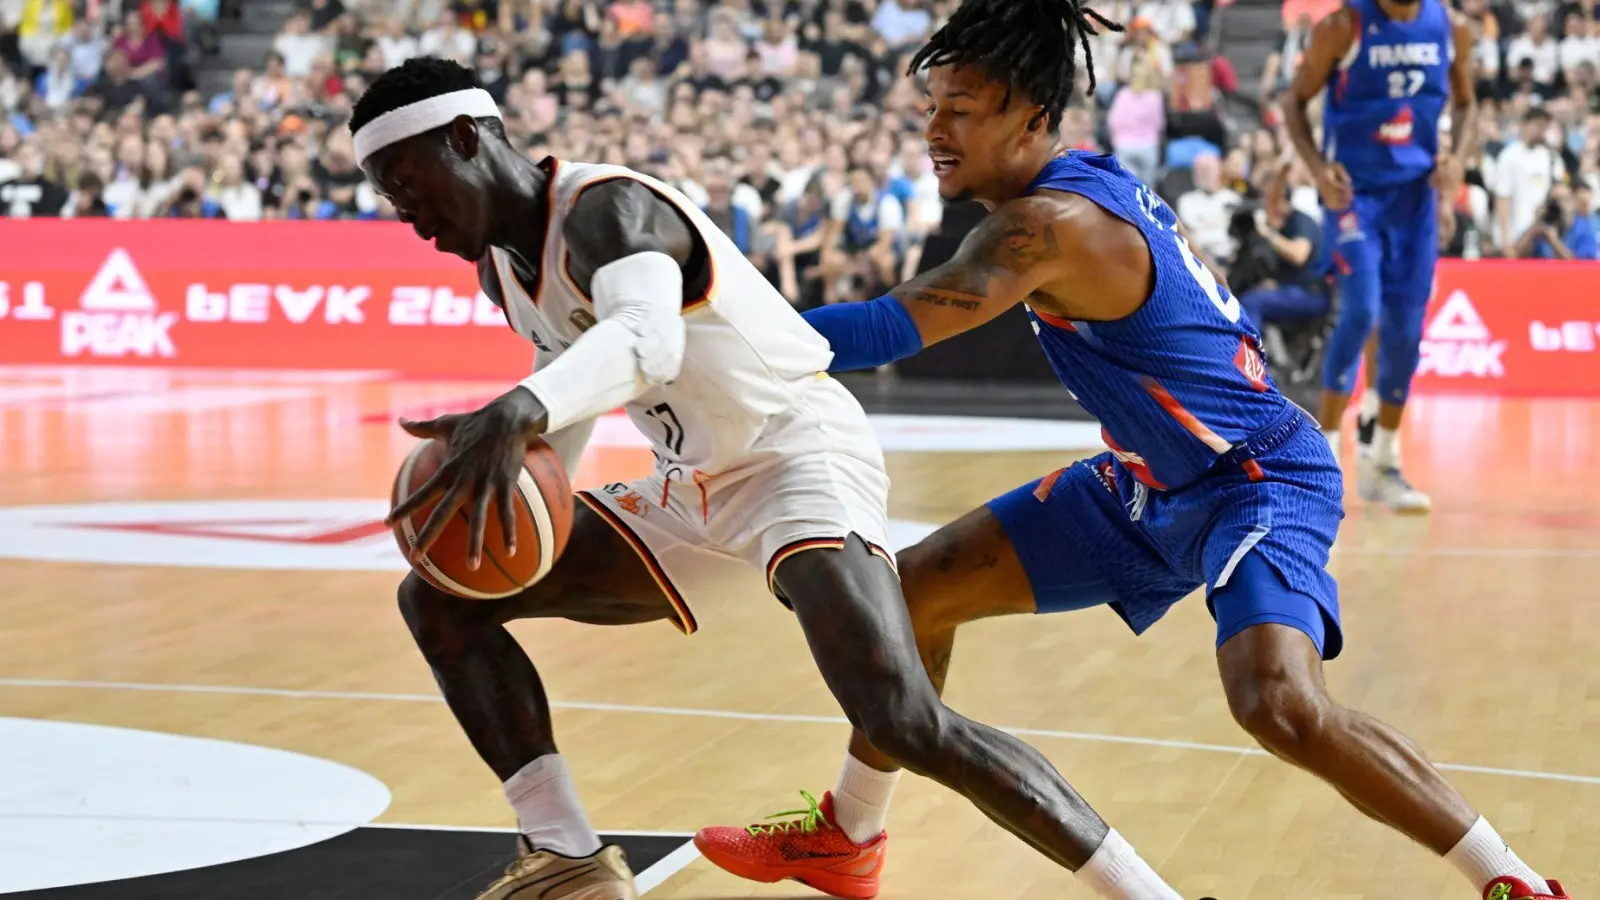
[831,754,902,844]
[502,754,603,858]
[1372,425,1401,467]
[1360,389,1381,420]
[1322,428,1341,459]
[1078,829,1183,900]
[1445,817,1552,895]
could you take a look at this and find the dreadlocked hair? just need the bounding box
[908,0,1124,132]
[349,56,506,143]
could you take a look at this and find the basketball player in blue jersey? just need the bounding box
[695,1,1569,898]
[1284,0,1476,512]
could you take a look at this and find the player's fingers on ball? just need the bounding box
[386,463,451,524]
[412,483,467,558]
[466,487,492,570]
[498,478,518,557]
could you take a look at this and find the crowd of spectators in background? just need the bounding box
[0,0,1594,312]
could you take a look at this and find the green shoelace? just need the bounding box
[744,790,829,837]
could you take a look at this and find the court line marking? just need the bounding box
[367,823,699,894]
[3,678,1598,787]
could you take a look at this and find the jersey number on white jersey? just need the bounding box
[645,402,686,455]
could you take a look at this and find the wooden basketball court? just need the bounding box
[0,366,1595,898]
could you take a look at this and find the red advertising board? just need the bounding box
[1410,260,1600,397]
[1,220,1598,394]
[0,219,525,379]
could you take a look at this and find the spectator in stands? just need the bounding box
[0,139,66,216]
[1231,164,1328,331]
[701,157,754,252]
[1516,179,1599,256]
[274,11,324,77]
[17,0,72,76]
[63,17,103,85]
[210,151,261,220]
[885,134,940,276]
[1508,13,1561,95]
[65,169,108,217]
[1495,106,1566,249]
[870,0,930,50]
[1176,151,1240,262]
[89,48,155,114]
[769,173,829,305]
[1108,59,1164,185]
[1135,0,1195,47]
[142,0,185,46]
[1166,43,1226,153]
[1113,16,1171,102]
[823,165,903,299]
[35,43,73,108]
[112,8,167,84]
[419,8,475,65]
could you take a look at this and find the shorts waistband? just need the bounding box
[1214,401,1313,471]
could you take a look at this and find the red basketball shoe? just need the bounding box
[694,790,886,899]
[1484,876,1572,900]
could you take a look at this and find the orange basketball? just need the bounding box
[390,437,575,600]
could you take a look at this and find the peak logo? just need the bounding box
[1418,290,1506,378]
[63,248,177,359]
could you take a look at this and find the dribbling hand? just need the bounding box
[1315,162,1354,211]
[385,389,549,569]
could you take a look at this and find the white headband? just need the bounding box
[353,88,502,167]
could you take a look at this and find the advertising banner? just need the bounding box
[0,219,525,379]
[1411,260,1600,396]
[2,221,1598,394]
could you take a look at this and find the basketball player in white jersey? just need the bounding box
[357,59,1126,900]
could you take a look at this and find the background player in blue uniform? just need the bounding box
[695,0,1567,898]
[1284,0,1477,513]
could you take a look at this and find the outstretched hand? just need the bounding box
[385,389,549,569]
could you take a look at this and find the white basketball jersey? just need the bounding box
[487,159,846,480]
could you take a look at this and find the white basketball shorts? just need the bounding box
[576,381,893,634]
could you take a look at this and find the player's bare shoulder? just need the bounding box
[941,192,1123,287]
[561,177,696,293]
[1290,6,1357,98]
[996,189,1153,319]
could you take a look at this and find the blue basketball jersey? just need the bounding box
[1023,153,1291,491]
[1322,0,1452,190]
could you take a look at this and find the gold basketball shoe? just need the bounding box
[476,838,638,900]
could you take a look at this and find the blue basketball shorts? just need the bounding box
[987,408,1347,658]
[1321,177,1439,404]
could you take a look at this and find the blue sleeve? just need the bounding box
[733,207,751,255]
[802,294,925,372]
[1567,217,1597,260]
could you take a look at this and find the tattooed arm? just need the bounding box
[800,194,1075,372]
[888,194,1066,346]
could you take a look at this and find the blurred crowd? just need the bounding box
[0,0,1594,312]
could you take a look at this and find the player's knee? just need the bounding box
[397,573,477,663]
[1225,669,1334,757]
[1333,294,1377,338]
